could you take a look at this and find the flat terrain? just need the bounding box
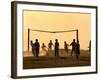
[23,49,90,69]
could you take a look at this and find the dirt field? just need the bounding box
[23,49,91,69]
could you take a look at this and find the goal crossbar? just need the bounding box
[27,28,79,51]
[30,29,78,33]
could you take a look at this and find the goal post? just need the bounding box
[27,28,79,52]
[28,28,30,52]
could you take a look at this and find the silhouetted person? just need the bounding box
[34,39,40,57]
[48,40,53,51]
[54,39,59,57]
[70,39,77,56]
[41,43,48,56]
[64,41,69,55]
[75,41,80,60]
[30,40,35,56]
[88,40,91,54]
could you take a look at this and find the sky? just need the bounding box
[23,10,91,51]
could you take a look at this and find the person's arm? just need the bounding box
[44,45,47,48]
[52,43,54,47]
[38,43,40,48]
[70,42,72,46]
[30,42,32,46]
[58,43,59,48]
[67,43,69,46]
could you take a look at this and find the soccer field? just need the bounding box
[23,49,90,69]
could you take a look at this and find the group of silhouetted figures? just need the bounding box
[30,39,85,60]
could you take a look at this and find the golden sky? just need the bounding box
[23,10,91,51]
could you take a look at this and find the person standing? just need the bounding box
[75,41,80,60]
[41,43,48,56]
[34,39,40,57]
[64,41,69,55]
[30,40,35,56]
[70,39,77,56]
[48,40,53,55]
[48,40,53,51]
[54,39,59,57]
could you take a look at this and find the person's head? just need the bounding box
[64,41,66,43]
[31,40,33,43]
[55,39,58,42]
[42,43,44,45]
[50,40,52,42]
[35,39,38,42]
[73,39,75,42]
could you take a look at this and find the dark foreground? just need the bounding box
[23,50,91,69]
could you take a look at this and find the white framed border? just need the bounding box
[11,1,97,78]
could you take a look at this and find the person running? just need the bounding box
[70,39,77,56]
[64,41,69,55]
[41,43,48,56]
[75,41,80,61]
[34,39,40,57]
[54,39,59,57]
[30,40,35,56]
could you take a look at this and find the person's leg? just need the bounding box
[66,49,68,55]
[36,52,37,57]
[76,51,80,61]
[73,49,76,56]
[56,51,57,56]
[34,50,36,57]
[55,50,57,56]
[33,48,36,57]
[36,50,38,57]
[57,50,59,57]
[33,49,36,57]
[58,50,59,56]
[46,49,48,56]
[32,50,34,56]
[78,51,80,61]
[71,49,74,56]
[37,53,39,57]
[37,49,39,57]
[76,54,78,60]
[55,49,56,56]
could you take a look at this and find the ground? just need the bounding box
[23,49,90,69]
